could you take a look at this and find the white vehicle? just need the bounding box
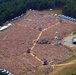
[72,37,76,44]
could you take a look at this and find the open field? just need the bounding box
[0,10,76,75]
[62,55,76,63]
[51,60,76,75]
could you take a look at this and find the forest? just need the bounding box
[0,72,7,75]
[0,0,76,26]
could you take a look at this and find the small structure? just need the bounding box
[12,19,14,21]
[54,14,57,16]
[55,36,59,45]
[29,9,32,11]
[54,31,59,45]
[51,65,55,71]
[0,26,8,31]
[38,28,42,31]
[43,59,48,65]
[26,49,31,53]
[37,40,48,44]
[72,37,76,44]
[55,31,58,35]
[8,23,12,26]
[0,23,12,31]
[50,9,53,11]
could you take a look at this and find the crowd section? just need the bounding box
[0,54,41,75]
[12,10,59,30]
[0,25,40,75]
[33,44,73,64]
[0,10,76,75]
[39,20,76,42]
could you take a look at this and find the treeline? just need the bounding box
[0,0,76,26]
[0,72,7,75]
[62,0,76,18]
[25,0,67,10]
[0,0,26,25]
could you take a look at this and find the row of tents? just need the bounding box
[0,69,13,75]
[3,13,25,25]
[58,14,76,22]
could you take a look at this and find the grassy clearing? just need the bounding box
[50,44,76,75]
[51,60,76,75]
[73,31,76,35]
[62,55,76,63]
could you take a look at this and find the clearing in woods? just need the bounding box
[0,9,76,75]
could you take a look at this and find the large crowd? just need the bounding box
[12,10,60,30]
[0,10,76,75]
[33,44,73,64]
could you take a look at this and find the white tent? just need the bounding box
[0,23,12,31]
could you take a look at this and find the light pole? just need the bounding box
[55,31,59,45]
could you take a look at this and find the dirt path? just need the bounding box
[55,59,76,66]
[29,22,60,64]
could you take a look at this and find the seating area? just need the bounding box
[0,10,76,75]
[33,44,73,64]
[12,10,59,30]
[40,22,75,40]
[59,14,76,22]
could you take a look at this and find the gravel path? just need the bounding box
[62,34,76,48]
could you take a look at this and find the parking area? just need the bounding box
[62,34,76,48]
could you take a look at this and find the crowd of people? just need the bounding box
[12,10,59,31]
[0,10,76,75]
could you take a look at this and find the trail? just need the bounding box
[55,60,76,67]
[29,22,60,64]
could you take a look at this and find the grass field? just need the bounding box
[50,37,76,75]
[73,31,76,35]
[51,60,76,75]
[63,55,76,63]
[32,56,76,75]
[50,55,76,75]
